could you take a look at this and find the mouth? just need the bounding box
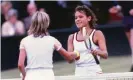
[76,22,82,25]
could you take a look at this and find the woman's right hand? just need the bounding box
[69,51,80,60]
[20,73,25,80]
[22,76,25,80]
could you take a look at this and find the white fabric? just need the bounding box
[73,29,102,75]
[19,35,60,71]
[25,69,54,80]
[82,27,86,38]
[75,65,102,76]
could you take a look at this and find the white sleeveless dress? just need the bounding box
[73,29,102,76]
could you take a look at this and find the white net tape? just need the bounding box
[1,72,133,80]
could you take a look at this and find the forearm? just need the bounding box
[18,65,26,77]
[58,47,74,62]
[58,48,80,63]
[54,42,79,63]
[97,50,108,59]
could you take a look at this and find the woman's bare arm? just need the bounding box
[67,34,74,52]
[18,49,26,79]
[92,30,108,59]
[54,35,79,63]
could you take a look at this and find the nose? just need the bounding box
[75,18,80,22]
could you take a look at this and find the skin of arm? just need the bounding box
[18,49,26,80]
[91,30,108,59]
[67,34,75,62]
[54,35,79,63]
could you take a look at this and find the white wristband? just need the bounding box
[56,45,62,51]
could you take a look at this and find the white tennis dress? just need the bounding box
[73,29,102,76]
[19,34,60,80]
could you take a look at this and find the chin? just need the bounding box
[77,26,83,29]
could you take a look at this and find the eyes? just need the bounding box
[75,11,89,21]
[75,15,84,20]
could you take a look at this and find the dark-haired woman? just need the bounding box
[67,5,108,76]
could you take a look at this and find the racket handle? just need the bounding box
[82,27,86,38]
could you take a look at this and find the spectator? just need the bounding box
[2,9,25,37]
[108,5,123,23]
[23,2,37,32]
[1,1,12,24]
[81,0,92,7]
[57,0,67,8]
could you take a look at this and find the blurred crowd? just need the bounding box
[1,1,46,37]
[1,1,133,37]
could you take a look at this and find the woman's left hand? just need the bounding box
[91,49,100,56]
[22,76,25,80]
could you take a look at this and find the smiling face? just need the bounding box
[75,11,91,29]
[74,5,97,29]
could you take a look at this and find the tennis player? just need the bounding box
[67,5,108,76]
[18,11,80,80]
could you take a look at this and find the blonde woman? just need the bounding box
[18,11,80,80]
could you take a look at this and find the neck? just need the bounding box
[86,25,92,32]
[80,25,93,35]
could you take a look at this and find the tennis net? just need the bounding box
[1,72,133,80]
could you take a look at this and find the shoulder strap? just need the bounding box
[73,32,77,41]
[84,31,100,64]
[90,29,96,37]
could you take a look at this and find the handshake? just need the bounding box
[70,51,80,60]
[54,43,80,61]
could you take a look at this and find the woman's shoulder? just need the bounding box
[46,36,61,43]
[94,30,103,36]
[44,35,57,41]
[94,30,105,39]
[20,36,27,44]
[21,34,33,41]
[68,32,76,38]
[21,36,29,41]
[68,33,76,42]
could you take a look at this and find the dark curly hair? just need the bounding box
[75,5,97,29]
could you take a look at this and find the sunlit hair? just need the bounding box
[1,1,12,14]
[28,11,50,37]
[1,1,12,8]
[7,9,18,20]
[75,5,97,29]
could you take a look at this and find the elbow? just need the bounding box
[18,63,24,69]
[18,64,22,69]
[103,52,108,59]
